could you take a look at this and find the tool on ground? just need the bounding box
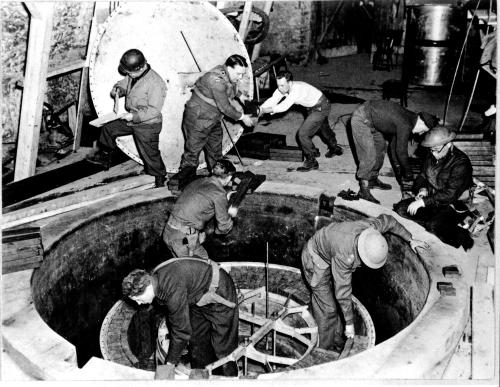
[337,189,360,201]
[180,30,245,166]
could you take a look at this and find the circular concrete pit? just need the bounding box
[5,182,470,380]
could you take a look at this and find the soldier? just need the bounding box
[393,127,474,249]
[350,100,439,203]
[163,159,237,259]
[302,214,428,352]
[259,71,343,172]
[174,54,255,188]
[122,257,239,379]
[86,49,167,188]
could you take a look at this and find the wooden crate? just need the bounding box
[2,226,43,274]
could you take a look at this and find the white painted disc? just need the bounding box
[89,2,252,172]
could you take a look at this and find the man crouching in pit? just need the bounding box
[122,258,239,379]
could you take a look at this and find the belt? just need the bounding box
[153,257,235,308]
[193,87,218,108]
[307,94,328,112]
[167,216,199,235]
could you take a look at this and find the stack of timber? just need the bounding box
[230,132,286,160]
[269,145,303,162]
[2,226,43,274]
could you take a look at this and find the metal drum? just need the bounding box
[88,2,252,172]
[409,5,464,86]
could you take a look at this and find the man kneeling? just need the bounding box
[393,127,474,250]
[122,258,239,379]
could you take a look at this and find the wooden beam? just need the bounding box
[14,3,54,181]
[238,1,253,42]
[251,2,273,62]
[24,2,41,19]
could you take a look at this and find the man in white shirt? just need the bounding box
[260,71,343,171]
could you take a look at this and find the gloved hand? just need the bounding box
[155,363,175,380]
[407,198,425,215]
[344,324,355,339]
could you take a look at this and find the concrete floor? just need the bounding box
[2,53,497,381]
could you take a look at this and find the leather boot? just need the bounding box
[170,166,197,190]
[86,149,111,170]
[297,156,319,172]
[325,145,343,158]
[358,180,380,204]
[154,175,166,188]
[368,177,392,190]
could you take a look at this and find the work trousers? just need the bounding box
[297,96,337,158]
[162,223,209,260]
[350,104,386,181]
[189,269,239,376]
[394,198,473,249]
[180,96,223,172]
[99,120,166,177]
[301,246,345,351]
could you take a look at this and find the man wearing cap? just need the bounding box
[163,159,238,259]
[259,70,343,172]
[301,214,428,352]
[393,127,474,249]
[87,49,167,188]
[173,54,256,188]
[350,100,440,203]
[122,257,239,379]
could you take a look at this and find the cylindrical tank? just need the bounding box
[407,5,464,86]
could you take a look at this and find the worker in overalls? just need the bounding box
[259,70,343,172]
[122,257,239,378]
[163,159,237,259]
[174,54,256,188]
[301,214,428,352]
[86,49,167,188]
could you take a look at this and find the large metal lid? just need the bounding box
[89,2,252,172]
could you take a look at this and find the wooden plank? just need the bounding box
[250,1,273,61]
[238,1,253,42]
[3,247,43,262]
[455,133,484,140]
[14,4,54,181]
[67,104,77,134]
[3,238,42,251]
[471,283,495,379]
[2,259,42,275]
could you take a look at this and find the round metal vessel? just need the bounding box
[88,2,252,172]
[409,5,464,86]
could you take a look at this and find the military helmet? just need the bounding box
[119,49,146,73]
[421,127,457,148]
[357,228,389,269]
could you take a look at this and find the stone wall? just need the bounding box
[1,2,93,163]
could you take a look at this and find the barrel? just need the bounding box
[409,5,464,86]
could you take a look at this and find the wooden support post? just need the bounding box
[14,3,54,181]
[216,1,227,9]
[238,1,253,42]
[73,2,97,151]
[251,1,273,62]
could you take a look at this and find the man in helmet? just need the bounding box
[350,100,440,203]
[301,214,428,352]
[163,159,238,259]
[122,257,239,379]
[87,49,167,188]
[258,70,343,172]
[173,54,256,189]
[393,127,474,249]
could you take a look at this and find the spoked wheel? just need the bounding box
[156,286,318,378]
[220,6,270,45]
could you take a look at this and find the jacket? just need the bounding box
[412,146,473,207]
[194,65,242,121]
[364,100,419,176]
[152,259,233,364]
[114,65,166,124]
[309,214,412,324]
[170,176,233,234]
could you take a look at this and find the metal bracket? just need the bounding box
[442,265,461,278]
[437,281,456,296]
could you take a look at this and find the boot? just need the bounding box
[368,177,392,190]
[313,148,321,157]
[297,156,319,172]
[325,145,343,158]
[154,175,166,188]
[358,180,380,204]
[86,149,111,170]
[169,166,197,190]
